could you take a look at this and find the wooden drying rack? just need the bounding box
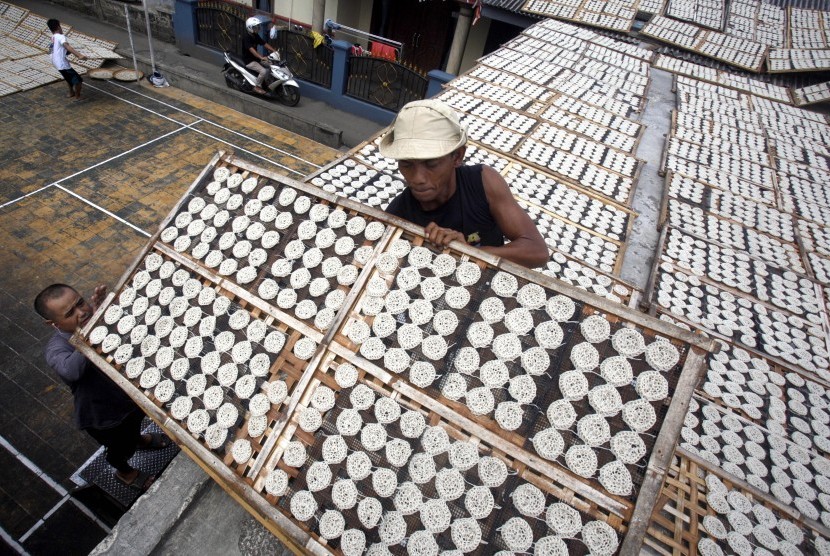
[72,151,716,555]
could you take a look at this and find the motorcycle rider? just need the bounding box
[243,17,278,95]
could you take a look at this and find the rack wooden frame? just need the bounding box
[658,225,825,319]
[644,451,830,556]
[72,151,716,555]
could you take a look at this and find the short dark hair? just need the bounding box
[34,284,73,319]
[47,19,61,33]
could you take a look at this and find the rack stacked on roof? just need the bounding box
[648,450,830,555]
[73,151,713,555]
[0,0,119,97]
[652,55,793,103]
[641,15,768,72]
[642,0,830,74]
[644,65,830,555]
[521,0,641,33]
[303,18,651,305]
[725,0,786,48]
[793,80,830,106]
[665,0,727,32]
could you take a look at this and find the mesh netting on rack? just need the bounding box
[81,248,313,477]
[257,352,626,555]
[74,152,713,555]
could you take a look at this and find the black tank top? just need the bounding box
[386,165,505,248]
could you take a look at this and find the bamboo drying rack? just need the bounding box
[72,152,716,555]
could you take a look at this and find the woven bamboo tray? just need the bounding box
[681,395,830,519]
[72,151,716,555]
[644,452,830,555]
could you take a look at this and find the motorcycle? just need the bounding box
[222,50,301,107]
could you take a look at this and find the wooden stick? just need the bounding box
[620,346,709,554]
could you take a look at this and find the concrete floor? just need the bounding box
[620,67,675,289]
[0,78,338,554]
[13,0,386,151]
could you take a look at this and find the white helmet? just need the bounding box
[246,17,261,34]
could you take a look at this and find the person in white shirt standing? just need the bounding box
[47,19,87,99]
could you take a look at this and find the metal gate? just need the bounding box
[195,0,247,55]
[270,30,333,89]
[346,56,428,112]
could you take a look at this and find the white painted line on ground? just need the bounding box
[86,82,187,126]
[0,434,110,548]
[187,126,304,176]
[101,80,322,169]
[49,119,217,236]
[0,525,28,555]
[0,184,55,210]
[18,496,68,543]
[17,490,112,543]
[68,497,112,534]
[55,184,151,237]
[0,124,191,211]
[192,120,306,175]
[88,81,304,176]
[0,435,68,496]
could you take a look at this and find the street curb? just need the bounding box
[89,454,211,556]
[116,49,344,150]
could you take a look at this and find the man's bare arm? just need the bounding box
[65,42,87,60]
[479,166,549,268]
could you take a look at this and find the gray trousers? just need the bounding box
[246,60,268,87]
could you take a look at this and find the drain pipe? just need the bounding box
[142,0,157,74]
[141,0,168,85]
[124,3,140,82]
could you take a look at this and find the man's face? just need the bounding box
[397,150,463,205]
[44,288,93,333]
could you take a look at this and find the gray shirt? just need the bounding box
[45,330,138,430]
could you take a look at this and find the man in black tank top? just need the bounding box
[380,100,548,268]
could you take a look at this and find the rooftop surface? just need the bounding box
[1,0,829,555]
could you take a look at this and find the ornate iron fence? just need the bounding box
[195,0,247,55]
[269,30,333,89]
[346,56,428,112]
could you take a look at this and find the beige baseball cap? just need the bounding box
[378,99,467,160]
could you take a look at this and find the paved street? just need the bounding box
[0,77,337,553]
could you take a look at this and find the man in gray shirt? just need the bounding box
[35,283,168,491]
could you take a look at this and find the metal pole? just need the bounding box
[330,22,403,51]
[124,4,140,82]
[312,0,325,33]
[142,0,157,74]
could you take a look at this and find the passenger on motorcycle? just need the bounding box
[243,17,278,95]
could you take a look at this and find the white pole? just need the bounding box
[142,0,157,74]
[124,4,140,82]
